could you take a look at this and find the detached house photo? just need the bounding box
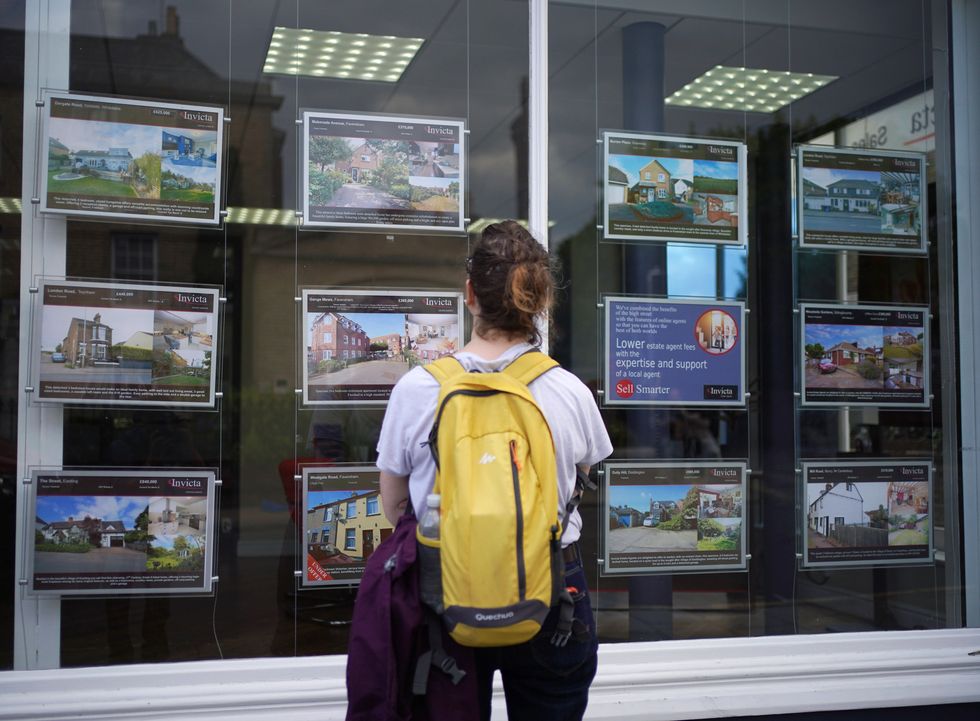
[307,133,412,211]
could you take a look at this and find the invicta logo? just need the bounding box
[478,453,496,465]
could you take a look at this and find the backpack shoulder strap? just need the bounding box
[503,350,559,386]
[423,356,466,385]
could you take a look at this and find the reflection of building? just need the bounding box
[628,159,672,202]
[306,491,392,561]
[63,313,113,366]
[827,179,880,213]
[41,517,128,547]
[808,482,865,536]
[308,313,369,363]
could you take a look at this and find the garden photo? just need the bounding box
[307,135,412,210]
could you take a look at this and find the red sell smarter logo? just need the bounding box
[615,378,635,398]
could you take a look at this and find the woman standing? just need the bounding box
[376,220,612,721]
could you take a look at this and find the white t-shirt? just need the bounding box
[375,342,613,545]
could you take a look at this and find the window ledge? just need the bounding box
[1,628,979,720]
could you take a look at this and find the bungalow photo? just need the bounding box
[804,322,886,392]
[47,118,162,201]
[160,127,218,204]
[152,309,214,387]
[308,136,412,210]
[802,165,921,237]
[607,484,698,554]
[606,154,695,226]
[34,495,149,574]
[305,488,394,578]
[39,304,155,382]
[306,311,458,389]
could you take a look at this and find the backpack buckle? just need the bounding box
[550,588,575,647]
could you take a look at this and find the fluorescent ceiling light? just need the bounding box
[0,197,22,214]
[226,207,297,226]
[263,27,423,82]
[666,66,837,114]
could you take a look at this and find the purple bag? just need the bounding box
[346,512,478,721]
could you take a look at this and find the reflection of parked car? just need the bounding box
[818,358,838,374]
[51,352,66,362]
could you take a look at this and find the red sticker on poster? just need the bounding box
[307,554,334,582]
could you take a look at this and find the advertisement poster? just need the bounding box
[603,462,747,574]
[301,466,390,587]
[302,111,464,232]
[302,289,463,405]
[603,132,747,245]
[797,145,927,253]
[801,303,929,407]
[41,93,224,225]
[30,469,215,595]
[803,461,932,567]
[603,297,745,407]
[35,280,220,407]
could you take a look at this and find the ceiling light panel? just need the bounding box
[263,27,423,82]
[666,66,837,114]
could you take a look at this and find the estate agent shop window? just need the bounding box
[3,0,980,718]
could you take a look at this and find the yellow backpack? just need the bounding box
[417,350,568,647]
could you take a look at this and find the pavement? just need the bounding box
[326,183,411,209]
[34,546,147,573]
[606,526,697,552]
[308,359,409,386]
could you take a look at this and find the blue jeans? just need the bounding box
[473,558,598,721]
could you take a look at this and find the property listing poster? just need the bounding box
[800,303,929,408]
[30,469,215,595]
[35,280,220,407]
[603,462,747,574]
[604,297,745,407]
[301,466,388,587]
[41,93,224,224]
[797,145,926,253]
[303,111,465,232]
[603,132,747,245]
[803,461,932,568]
[302,289,463,405]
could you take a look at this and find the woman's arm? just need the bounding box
[380,470,410,525]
